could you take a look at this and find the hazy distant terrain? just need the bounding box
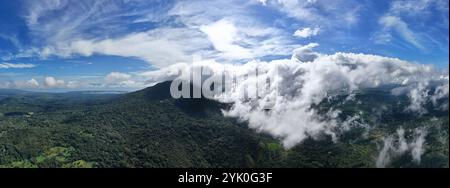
[0,82,447,168]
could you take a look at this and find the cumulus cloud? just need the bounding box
[0,72,150,90]
[5,78,41,89]
[103,71,155,88]
[293,27,320,38]
[105,72,131,84]
[26,78,40,88]
[0,62,36,69]
[44,76,66,88]
[0,77,67,89]
[376,128,428,168]
[144,48,448,148]
[104,72,138,87]
[291,43,320,62]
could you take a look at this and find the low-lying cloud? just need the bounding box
[146,44,448,149]
[376,127,428,168]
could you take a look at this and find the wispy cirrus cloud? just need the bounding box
[0,62,36,69]
[374,0,449,51]
[376,15,424,50]
[24,0,167,44]
[18,0,301,66]
[0,0,447,91]
[3,0,445,69]
[0,34,22,49]
[37,27,209,67]
[257,0,362,27]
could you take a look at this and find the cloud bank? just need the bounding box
[146,44,448,149]
[17,0,302,67]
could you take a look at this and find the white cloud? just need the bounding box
[431,79,449,110]
[389,0,448,17]
[0,34,22,49]
[200,19,252,60]
[168,1,302,62]
[7,78,41,89]
[198,19,301,62]
[376,127,427,168]
[140,63,190,85]
[293,27,320,38]
[377,15,424,50]
[105,72,131,84]
[261,0,321,22]
[258,0,268,6]
[0,72,151,90]
[24,0,157,44]
[0,72,152,90]
[1,0,311,68]
[258,0,361,27]
[37,28,209,67]
[168,0,255,26]
[25,78,40,88]
[0,62,36,69]
[0,77,66,89]
[103,72,149,88]
[44,76,65,88]
[13,0,306,67]
[34,17,299,67]
[291,43,320,62]
[20,0,205,67]
[374,0,448,50]
[146,48,447,148]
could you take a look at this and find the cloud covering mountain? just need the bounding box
[146,44,448,148]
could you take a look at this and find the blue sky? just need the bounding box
[0,0,448,91]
